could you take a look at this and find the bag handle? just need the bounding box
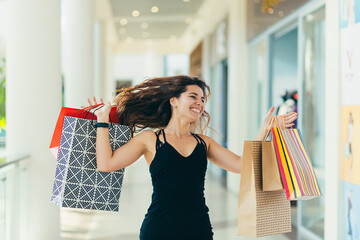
[273,114,290,130]
[84,104,113,128]
[261,116,275,141]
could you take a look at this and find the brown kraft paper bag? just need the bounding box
[262,140,284,191]
[238,141,291,237]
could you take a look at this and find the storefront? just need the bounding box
[248,1,326,239]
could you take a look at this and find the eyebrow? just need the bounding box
[189,92,205,100]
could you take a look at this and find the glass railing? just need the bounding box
[0,155,28,240]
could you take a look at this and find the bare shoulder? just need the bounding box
[196,133,215,147]
[134,130,156,143]
[133,130,157,153]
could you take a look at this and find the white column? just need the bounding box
[324,0,342,239]
[62,0,94,108]
[105,43,115,102]
[226,0,248,194]
[6,0,61,239]
[94,20,105,98]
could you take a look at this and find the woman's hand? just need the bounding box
[81,96,112,122]
[263,106,298,128]
[255,106,298,140]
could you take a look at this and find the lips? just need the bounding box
[190,107,201,114]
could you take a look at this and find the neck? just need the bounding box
[165,119,191,137]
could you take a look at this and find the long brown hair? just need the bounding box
[113,75,211,136]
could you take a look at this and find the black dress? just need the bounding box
[139,129,214,240]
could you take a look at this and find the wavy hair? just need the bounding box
[113,75,211,136]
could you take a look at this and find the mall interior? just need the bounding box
[0,0,357,239]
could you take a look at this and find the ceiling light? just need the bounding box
[169,35,177,41]
[151,6,159,13]
[267,8,274,14]
[278,11,284,17]
[132,10,140,17]
[119,28,127,34]
[185,17,193,24]
[183,0,190,2]
[141,22,149,29]
[120,18,128,25]
[126,37,133,44]
[306,14,314,22]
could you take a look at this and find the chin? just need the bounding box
[189,116,200,122]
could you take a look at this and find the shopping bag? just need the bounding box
[238,141,291,237]
[262,140,284,191]
[49,105,119,161]
[51,115,130,211]
[271,126,321,200]
[262,116,284,191]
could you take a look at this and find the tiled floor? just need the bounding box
[60,157,297,240]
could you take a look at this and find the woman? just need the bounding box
[82,75,298,240]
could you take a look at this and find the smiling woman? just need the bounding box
[82,75,297,240]
[113,75,211,137]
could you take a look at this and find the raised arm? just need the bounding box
[200,135,242,174]
[199,107,298,174]
[96,127,150,172]
[82,97,150,172]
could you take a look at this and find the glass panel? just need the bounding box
[209,61,227,186]
[248,39,268,138]
[270,27,298,119]
[300,6,326,238]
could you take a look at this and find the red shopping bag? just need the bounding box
[49,104,119,160]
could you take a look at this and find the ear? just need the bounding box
[170,97,177,108]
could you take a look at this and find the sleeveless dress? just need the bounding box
[139,129,214,240]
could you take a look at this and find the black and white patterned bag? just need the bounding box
[51,116,130,211]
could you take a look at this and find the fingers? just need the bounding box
[284,112,298,118]
[93,96,98,105]
[88,104,104,113]
[285,123,295,128]
[266,106,275,117]
[86,96,106,108]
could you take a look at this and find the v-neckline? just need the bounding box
[165,141,199,159]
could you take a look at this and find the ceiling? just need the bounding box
[247,0,309,41]
[109,0,205,41]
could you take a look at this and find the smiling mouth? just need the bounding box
[190,107,201,114]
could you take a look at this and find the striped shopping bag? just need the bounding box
[271,126,321,200]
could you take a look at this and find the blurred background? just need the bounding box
[0,0,354,239]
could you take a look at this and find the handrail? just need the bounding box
[0,154,30,169]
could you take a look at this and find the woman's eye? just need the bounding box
[190,96,196,99]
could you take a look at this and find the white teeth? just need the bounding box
[191,108,201,113]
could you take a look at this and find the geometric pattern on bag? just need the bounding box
[271,127,321,200]
[238,141,292,237]
[51,116,130,211]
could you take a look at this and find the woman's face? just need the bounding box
[170,85,206,122]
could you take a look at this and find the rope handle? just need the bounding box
[273,114,293,130]
[261,116,275,141]
[83,104,113,128]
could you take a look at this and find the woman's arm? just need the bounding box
[83,97,151,172]
[199,107,298,174]
[95,116,151,172]
[200,135,242,174]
